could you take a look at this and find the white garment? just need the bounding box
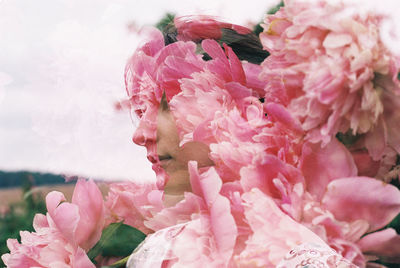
[126,223,188,268]
[127,225,357,268]
[277,243,358,268]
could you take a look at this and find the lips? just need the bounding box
[147,154,158,164]
[158,154,174,169]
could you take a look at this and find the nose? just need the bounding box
[132,127,146,146]
[132,118,156,146]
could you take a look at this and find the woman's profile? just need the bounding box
[120,15,361,267]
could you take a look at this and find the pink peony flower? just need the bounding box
[256,103,304,167]
[2,179,104,268]
[260,0,400,170]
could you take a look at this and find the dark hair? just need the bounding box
[157,14,269,64]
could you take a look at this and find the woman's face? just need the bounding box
[154,96,214,195]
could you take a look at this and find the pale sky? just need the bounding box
[0,0,399,182]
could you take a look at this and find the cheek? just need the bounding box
[176,141,214,168]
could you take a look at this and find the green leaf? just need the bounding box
[253,1,284,36]
[155,13,178,45]
[88,222,122,260]
[87,222,146,261]
[100,256,130,268]
[156,13,175,31]
[335,131,361,147]
[388,213,400,234]
[267,1,284,14]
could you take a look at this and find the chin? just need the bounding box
[163,169,191,195]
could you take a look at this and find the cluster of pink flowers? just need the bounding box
[260,0,400,180]
[2,180,104,267]
[120,2,400,265]
[3,0,400,267]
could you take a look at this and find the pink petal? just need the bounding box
[138,27,165,57]
[201,39,227,62]
[323,32,353,49]
[225,82,252,101]
[202,39,232,82]
[72,179,105,250]
[144,193,203,231]
[188,162,237,261]
[225,44,246,85]
[1,247,43,268]
[351,149,380,177]
[383,91,400,154]
[241,154,303,199]
[242,62,265,97]
[358,228,400,262]
[163,56,203,79]
[365,118,387,161]
[45,191,66,214]
[300,139,357,200]
[265,102,303,134]
[32,213,49,230]
[322,177,400,232]
[72,247,96,268]
[46,191,80,246]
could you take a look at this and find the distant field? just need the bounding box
[0,183,109,207]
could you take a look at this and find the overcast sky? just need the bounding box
[0,0,399,182]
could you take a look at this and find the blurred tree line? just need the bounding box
[0,170,74,188]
